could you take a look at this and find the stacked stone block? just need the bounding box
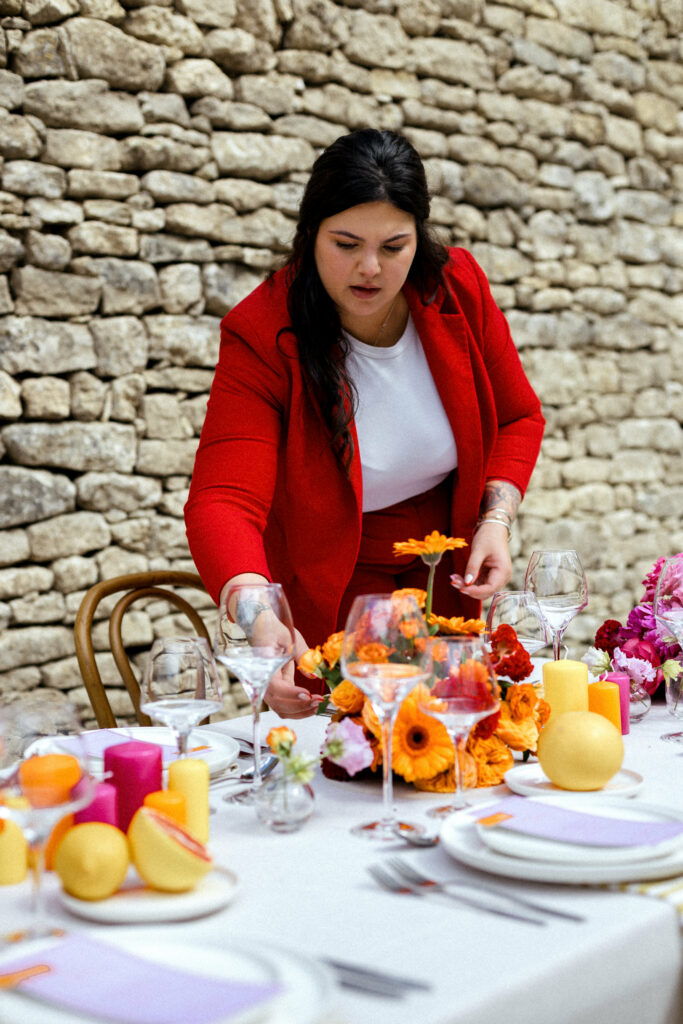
[0,0,681,722]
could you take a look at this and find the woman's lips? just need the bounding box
[350,285,380,299]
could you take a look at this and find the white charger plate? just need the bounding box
[504,763,643,799]
[29,727,240,779]
[441,798,683,884]
[474,821,681,866]
[58,867,239,924]
[0,933,333,1024]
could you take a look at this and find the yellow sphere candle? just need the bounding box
[168,759,209,844]
[588,680,621,733]
[542,660,589,719]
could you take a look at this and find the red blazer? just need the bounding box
[185,248,545,644]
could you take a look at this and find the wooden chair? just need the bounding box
[74,570,211,729]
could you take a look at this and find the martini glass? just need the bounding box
[140,636,223,758]
[525,550,588,660]
[0,694,95,943]
[341,592,432,840]
[214,583,295,804]
[653,556,683,743]
[420,636,500,816]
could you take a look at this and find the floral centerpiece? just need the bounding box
[299,532,551,791]
[582,553,683,705]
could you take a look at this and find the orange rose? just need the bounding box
[535,697,551,728]
[356,642,393,663]
[321,631,344,669]
[266,726,296,753]
[298,646,324,678]
[330,680,365,715]
[508,683,537,721]
[467,733,514,787]
[392,588,427,608]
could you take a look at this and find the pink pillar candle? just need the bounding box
[104,741,163,832]
[602,672,631,735]
[74,781,118,826]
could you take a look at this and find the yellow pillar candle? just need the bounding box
[542,660,589,718]
[588,680,622,733]
[168,759,209,843]
[144,789,187,826]
[0,819,28,885]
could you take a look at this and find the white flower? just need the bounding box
[582,647,611,677]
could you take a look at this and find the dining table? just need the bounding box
[0,704,681,1024]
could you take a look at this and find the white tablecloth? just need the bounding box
[1,708,682,1024]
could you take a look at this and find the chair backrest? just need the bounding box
[74,570,211,728]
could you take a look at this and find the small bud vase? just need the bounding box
[629,680,651,723]
[255,777,314,833]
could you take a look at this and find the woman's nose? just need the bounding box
[358,249,380,277]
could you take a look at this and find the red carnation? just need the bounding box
[490,625,533,682]
[594,619,622,657]
[471,709,502,740]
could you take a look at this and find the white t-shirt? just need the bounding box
[344,315,459,513]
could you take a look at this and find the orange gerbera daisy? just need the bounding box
[507,683,537,721]
[321,631,344,669]
[428,615,486,636]
[329,679,365,715]
[494,701,540,751]
[390,684,454,782]
[393,531,467,564]
[413,750,477,792]
[467,733,514,787]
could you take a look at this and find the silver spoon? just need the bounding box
[392,826,439,847]
[211,754,278,788]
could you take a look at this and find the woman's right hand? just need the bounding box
[264,628,325,719]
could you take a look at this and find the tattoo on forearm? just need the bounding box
[481,480,522,522]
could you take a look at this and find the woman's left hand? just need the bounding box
[450,522,512,600]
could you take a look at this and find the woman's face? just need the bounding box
[313,200,417,338]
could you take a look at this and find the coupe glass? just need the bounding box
[341,592,432,841]
[214,583,295,805]
[0,694,94,942]
[140,636,223,758]
[524,549,588,660]
[485,590,550,656]
[653,556,683,743]
[420,636,500,816]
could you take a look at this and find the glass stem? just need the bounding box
[552,629,563,661]
[30,840,48,936]
[450,730,468,809]
[251,698,262,789]
[378,704,396,828]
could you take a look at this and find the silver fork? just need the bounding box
[368,864,546,926]
[388,858,585,923]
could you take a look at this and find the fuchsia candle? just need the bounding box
[74,781,118,827]
[602,672,630,735]
[104,741,163,832]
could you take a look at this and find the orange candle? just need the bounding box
[143,789,187,826]
[18,755,81,808]
[588,680,622,732]
[542,660,589,719]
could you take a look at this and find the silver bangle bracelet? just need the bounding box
[474,516,512,540]
[480,505,512,523]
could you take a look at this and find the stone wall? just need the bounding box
[0,0,682,722]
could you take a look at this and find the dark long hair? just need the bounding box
[284,129,448,470]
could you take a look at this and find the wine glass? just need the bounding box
[213,583,295,805]
[524,550,588,660]
[420,636,500,817]
[653,556,683,743]
[0,694,95,942]
[485,590,550,657]
[140,636,223,758]
[341,592,433,841]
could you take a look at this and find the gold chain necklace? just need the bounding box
[371,296,398,346]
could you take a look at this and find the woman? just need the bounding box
[185,129,544,718]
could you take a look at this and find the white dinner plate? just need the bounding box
[0,933,333,1024]
[441,798,683,885]
[57,867,239,924]
[474,821,681,866]
[504,763,643,799]
[29,726,240,778]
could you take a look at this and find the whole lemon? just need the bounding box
[55,823,129,901]
[537,711,624,791]
[128,806,212,893]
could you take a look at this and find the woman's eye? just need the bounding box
[383,245,404,254]
[335,241,356,250]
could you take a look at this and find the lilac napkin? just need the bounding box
[0,935,282,1024]
[476,796,683,849]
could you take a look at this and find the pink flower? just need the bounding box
[619,636,659,668]
[324,718,374,777]
[612,646,659,695]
